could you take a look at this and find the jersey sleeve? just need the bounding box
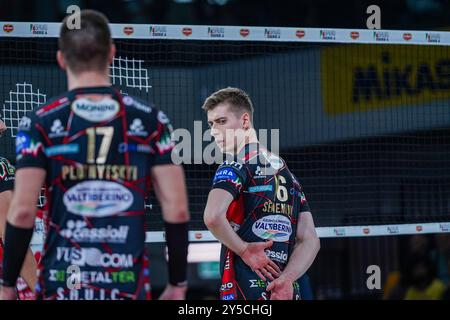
[0,157,15,193]
[15,112,48,170]
[150,110,175,166]
[299,185,311,213]
[211,161,248,199]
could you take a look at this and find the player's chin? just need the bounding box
[215,141,225,152]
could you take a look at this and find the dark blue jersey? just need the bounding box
[0,156,15,193]
[211,143,310,300]
[15,86,174,300]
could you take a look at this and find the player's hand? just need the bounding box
[0,285,17,300]
[266,274,294,300]
[158,284,188,300]
[239,240,281,281]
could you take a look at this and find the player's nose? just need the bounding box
[210,127,222,139]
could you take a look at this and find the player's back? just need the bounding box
[15,86,174,300]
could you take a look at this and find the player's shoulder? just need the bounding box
[34,92,72,119]
[122,95,171,125]
[122,95,154,115]
[217,159,245,170]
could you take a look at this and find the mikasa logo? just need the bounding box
[72,98,120,122]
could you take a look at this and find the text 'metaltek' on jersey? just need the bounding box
[15,86,174,300]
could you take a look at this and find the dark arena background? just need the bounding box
[1,0,450,300]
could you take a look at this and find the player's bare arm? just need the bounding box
[204,188,281,281]
[0,168,45,300]
[0,189,38,293]
[151,164,190,300]
[267,211,320,300]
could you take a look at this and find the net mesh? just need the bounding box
[1,36,450,234]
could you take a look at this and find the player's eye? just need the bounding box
[218,119,226,125]
[207,121,213,127]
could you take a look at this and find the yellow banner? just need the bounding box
[321,44,450,114]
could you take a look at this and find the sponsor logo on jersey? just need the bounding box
[56,287,125,300]
[45,144,79,157]
[290,188,307,203]
[265,249,288,264]
[221,160,243,170]
[0,158,15,179]
[56,247,134,268]
[59,220,129,243]
[220,282,233,292]
[63,180,133,217]
[213,168,241,188]
[155,131,174,154]
[252,215,292,242]
[127,118,148,136]
[258,151,283,175]
[49,119,68,138]
[439,223,450,232]
[16,133,43,158]
[71,98,120,122]
[249,279,267,288]
[49,269,135,284]
[221,293,235,300]
[18,116,31,131]
[61,164,138,181]
[157,111,170,124]
[122,96,152,113]
[248,185,273,193]
[118,143,153,154]
[262,200,293,216]
[16,132,30,154]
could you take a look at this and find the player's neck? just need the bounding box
[67,70,111,91]
[236,128,258,155]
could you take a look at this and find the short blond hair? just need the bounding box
[202,87,254,121]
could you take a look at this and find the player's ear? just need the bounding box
[108,43,116,65]
[242,112,250,130]
[56,50,67,71]
[0,118,6,135]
